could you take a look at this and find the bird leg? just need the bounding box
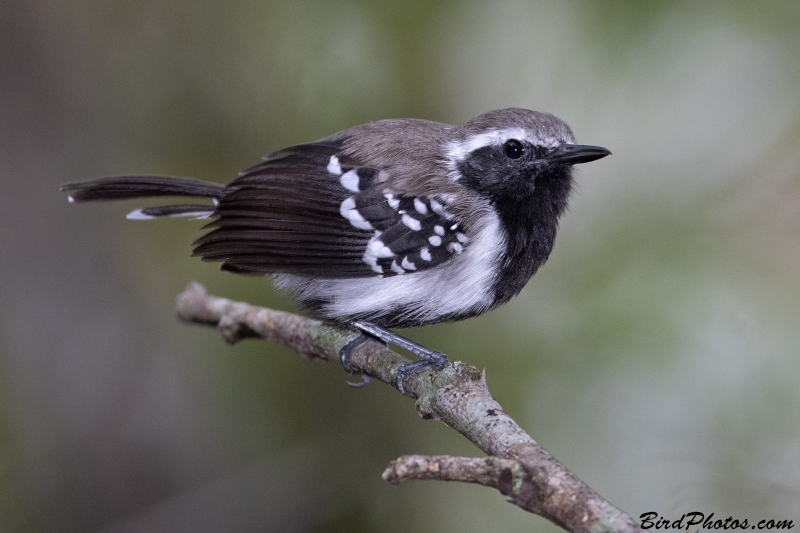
[351,320,450,395]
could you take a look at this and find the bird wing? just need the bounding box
[192,140,470,278]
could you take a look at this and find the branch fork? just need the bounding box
[175,282,644,533]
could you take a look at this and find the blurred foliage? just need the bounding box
[1,1,799,532]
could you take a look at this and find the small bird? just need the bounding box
[62,108,610,392]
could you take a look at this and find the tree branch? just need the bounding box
[175,282,644,533]
[383,454,521,487]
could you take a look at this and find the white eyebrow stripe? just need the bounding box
[444,127,566,168]
[448,128,529,160]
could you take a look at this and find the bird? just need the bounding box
[61,107,610,393]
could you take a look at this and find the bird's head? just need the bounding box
[445,108,610,203]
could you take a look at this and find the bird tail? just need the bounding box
[60,176,225,220]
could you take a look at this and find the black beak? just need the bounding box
[544,144,611,165]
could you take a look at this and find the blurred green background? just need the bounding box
[2,1,799,531]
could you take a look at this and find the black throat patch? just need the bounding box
[458,150,574,306]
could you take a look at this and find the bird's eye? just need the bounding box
[503,139,525,159]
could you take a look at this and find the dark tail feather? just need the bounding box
[126,204,217,220]
[61,176,225,202]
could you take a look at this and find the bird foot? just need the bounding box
[340,334,373,387]
[351,320,451,395]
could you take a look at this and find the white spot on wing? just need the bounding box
[340,197,373,230]
[350,218,375,230]
[413,198,428,215]
[384,191,400,210]
[327,155,342,175]
[447,242,463,254]
[67,196,76,203]
[362,251,378,267]
[361,231,395,273]
[428,235,442,247]
[340,169,360,192]
[434,225,444,236]
[456,232,469,243]
[420,248,432,261]
[402,213,421,231]
[390,260,404,275]
[366,236,394,258]
[401,257,416,270]
[340,196,356,215]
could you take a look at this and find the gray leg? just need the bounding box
[352,320,450,394]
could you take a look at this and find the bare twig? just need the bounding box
[175,282,644,533]
[383,454,521,487]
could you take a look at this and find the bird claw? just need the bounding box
[340,334,372,388]
[395,352,450,395]
[346,374,373,388]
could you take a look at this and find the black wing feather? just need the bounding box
[193,141,377,277]
[192,140,470,278]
